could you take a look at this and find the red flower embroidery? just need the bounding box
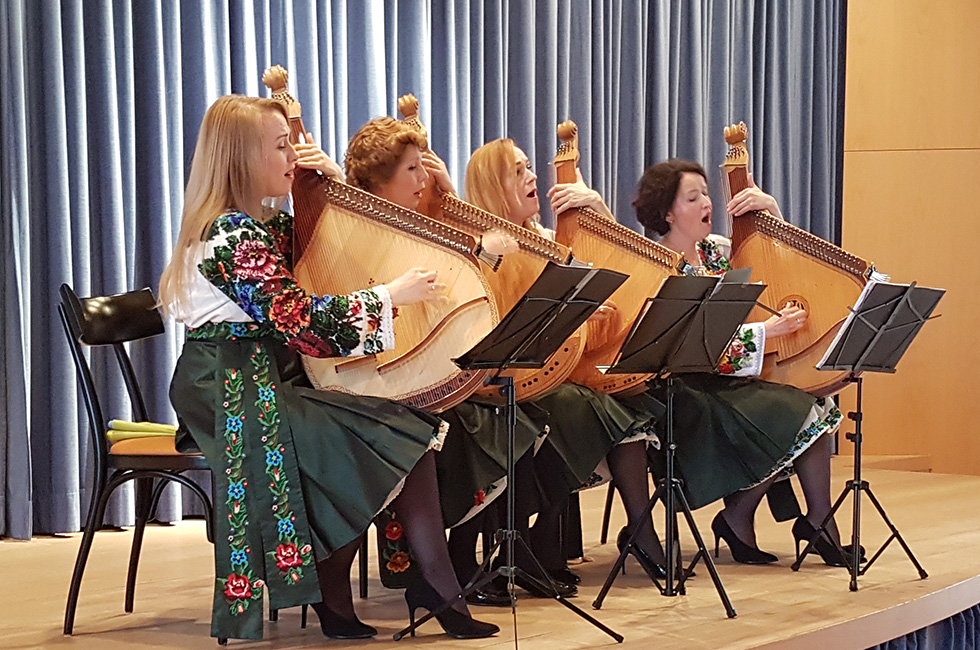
[385,520,403,541]
[289,332,334,357]
[270,290,311,335]
[232,239,277,279]
[718,362,734,374]
[275,543,299,568]
[386,551,411,573]
[274,543,302,571]
[223,573,252,601]
[474,489,486,506]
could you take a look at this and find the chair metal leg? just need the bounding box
[269,608,279,622]
[125,477,155,612]
[600,480,616,544]
[301,603,308,628]
[64,482,115,634]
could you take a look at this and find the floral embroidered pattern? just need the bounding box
[377,508,418,587]
[746,402,844,489]
[718,327,758,374]
[219,367,264,616]
[697,238,733,276]
[197,211,391,355]
[250,343,314,584]
[473,482,498,507]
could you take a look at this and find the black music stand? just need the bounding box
[792,281,943,591]
[393,261,628,643]
[591,274,766,618]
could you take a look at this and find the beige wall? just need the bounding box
[840,0,980,474]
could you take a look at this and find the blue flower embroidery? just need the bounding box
[234,284,264,321]
[266,449,283,467]
[226,416,243,433]
[258,386,274,401]
[230,549,247,567]
[227,481,246,500]
[277,518,295,536]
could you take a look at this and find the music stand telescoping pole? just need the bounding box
[591,274,768,617]
[792,280,943,590]
[393,261,629,643]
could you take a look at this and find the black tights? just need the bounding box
[316,450,470,616]
[446,452,566,582]
[607,440,665,564]
[720,433,838,547]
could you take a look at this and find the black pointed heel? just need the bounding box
[405,578,499,639]
[617,527,668,581]
[710,513,778,564]
[791,517,866,567]
[309,602,377,639]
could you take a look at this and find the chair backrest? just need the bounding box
[58,284,167,485]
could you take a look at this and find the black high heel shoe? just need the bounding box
[616,527,668,581]
[711,513,778,564]
[792,517,866,567]
[547,566,581,585]
[309,602,377,639]
[405,578,500,639]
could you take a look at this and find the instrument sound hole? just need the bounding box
[780,295,809,313]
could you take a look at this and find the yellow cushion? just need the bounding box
[108,436,197,456]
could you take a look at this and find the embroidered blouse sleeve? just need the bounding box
[717,324,766,377]
[197,212,395,357]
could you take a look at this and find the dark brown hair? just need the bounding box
[633,159,707,235]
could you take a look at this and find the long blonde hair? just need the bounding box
[159,94,288,315]
[465,138,520,222]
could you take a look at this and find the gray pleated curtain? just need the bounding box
[0,0,845,540]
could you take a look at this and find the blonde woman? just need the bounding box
[162,95,497,641]
[466,139,667,582]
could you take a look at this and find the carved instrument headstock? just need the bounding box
[554,120,580,184]
[262,65,303,121]
[721,121,749,171]
[397,94,429,149]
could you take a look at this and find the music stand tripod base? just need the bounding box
[793,281,941,590]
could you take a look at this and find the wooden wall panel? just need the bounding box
[842,0,980,475]
[845,1,980,152]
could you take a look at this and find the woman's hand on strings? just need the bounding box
[385,268,447,307]
[421,150,456,195]
[548,169,614,219]
[764,304,807,339]
[294,132,345,181]
[726,173,783,219]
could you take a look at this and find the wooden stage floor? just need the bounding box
[3,459,979,650]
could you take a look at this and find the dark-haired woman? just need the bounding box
[627,159,854,567]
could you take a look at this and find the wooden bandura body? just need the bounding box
[553,121,684,395]
[721,122,871,397]
[263,67,498,412]
[398,95,588,402]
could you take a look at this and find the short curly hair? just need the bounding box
[634,159,707,236]
[344,117,427,192]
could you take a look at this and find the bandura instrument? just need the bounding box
[721,121,874,397]
[397,95,588,402]
[263,66,498,412]
[553,121,684,394]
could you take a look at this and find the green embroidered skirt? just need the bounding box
[622,374,839,510]
[171,338,444,640]
[435,399,544,527]
[527,383,650,509]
